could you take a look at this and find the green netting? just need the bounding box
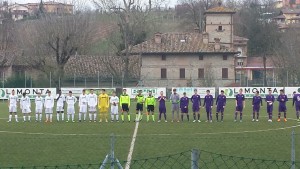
[1,149,298,169]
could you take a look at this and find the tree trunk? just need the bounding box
[263,54,267,87]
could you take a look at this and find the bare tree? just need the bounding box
[91,0,165,85]
[273,28,300,86]
[176,0,218,32]
[17,13,95,87]
[202,63,215,87]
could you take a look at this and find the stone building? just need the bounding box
[130,5,248,87]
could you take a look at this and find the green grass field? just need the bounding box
[0,99,299,168]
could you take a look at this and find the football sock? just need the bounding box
[152,115,155,121]
[67,114,70,121]
[49,114,52,121]
[193,113,196,120]
[240,112,243,120]
[61,113,64,121]
[83,114,86,121]
[9,115,12,121]
[284,112,287,118]
[72,114,74,121]
[127,114,131,121]
[278,113,281,118]
[164,113,167,120]
[116,115,119,121]
[15,115,18,121]
[23,116,26,121]
[172,111,174,120]
[197,114,200,120]
[94,114,97,121]
[234,112,237,120]
[36,114,38,121]
[79,113,82,121]
[39,114,42,121]
[121,114,124,121]
[187,115,189,121]
[181,114,183,121]
[253,112,255,119]
[257,112,259,120]
[147,115,149,122]
[57,113,60,121]
[111,114,114,121]
[89,114,92,120]
[221,112,224,121]
[216,113,219,121]
[28,116,31,121]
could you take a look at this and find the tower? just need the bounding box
[204,2,236,48]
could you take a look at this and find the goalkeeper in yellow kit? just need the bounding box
[98,89,110,122]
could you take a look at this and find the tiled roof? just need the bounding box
[233,36,249,41]
[205,6,235,14]
[0,51,17,66]
[64,55,140,78]
[273,14,286,19]
[246,57,275,68]
[130,32,236,54]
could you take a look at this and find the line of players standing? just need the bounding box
[168,88,300,123]
[6,87,300,123]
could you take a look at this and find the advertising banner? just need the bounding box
[284,87,300,98]
[1,88,56,99]
[219,87,284,98]
[123,88,166,98]
[171,87,216,98]
[61,88,116,97]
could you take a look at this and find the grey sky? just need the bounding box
[12,0,178,8]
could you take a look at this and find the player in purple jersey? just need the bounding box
[292,92,300,122]
[191,89,201,123]
[265,89,275,122]
[180,92,189,122]
[277,89,288,122]
[203,90,213,122]
[252,91,263,122]
[235,88,245,122]
[216,90,226,122]
[158,91,167,122]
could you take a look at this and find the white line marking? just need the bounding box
[125,113,141,169]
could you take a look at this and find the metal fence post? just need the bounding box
[111,134,115,169]
[191,149,200,169]
[291,128,295,169]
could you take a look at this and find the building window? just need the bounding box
[218,26,223,31]
[180,68,185,79]
[161,55,166,60]
[222,68,228,79]
[223,54,228,60]
[198,68,204,79]
[161,68,167,79]
[199,55,203,60]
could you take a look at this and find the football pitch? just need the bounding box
[0,99,300,168]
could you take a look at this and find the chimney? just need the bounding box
[202,32,209,44]
[214,38,221,50]
[154,32,162,44]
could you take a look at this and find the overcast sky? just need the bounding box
[12,0,178,8]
